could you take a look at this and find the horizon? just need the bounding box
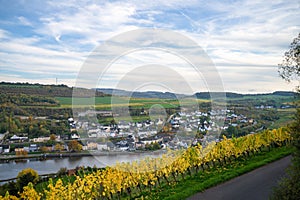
[0,81,295,95]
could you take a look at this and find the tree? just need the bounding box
[271,109,300,199]
[40,146,48,153]
[39,127,50,136]
[0,181,18,197]
[54,143,64,152]
[16,168,39,192]
[56,167,67,177]
[271,33,300,199]
[278,33,300,82]
[19,182,40,200]
[68,140,82,152]
[50,134,56,141]
[15,150,28,156]
[227,125,238,137]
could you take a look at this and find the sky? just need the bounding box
[0,0,299,94]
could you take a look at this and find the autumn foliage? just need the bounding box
[0,128,291,199]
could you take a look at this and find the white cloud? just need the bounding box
[0,29,9,39]
[37,2,140,48]
[0,0,299,93]
[17,16,33,26]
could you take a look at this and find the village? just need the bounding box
[0,109,256,155]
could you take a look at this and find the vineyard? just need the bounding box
[0,128,292,200]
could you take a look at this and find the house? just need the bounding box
[97,143,108,151]
[119,146,129,151]
[128,142,135,151]
[107,142,115,151]
[110,132,116,137]
[61,134,70,140]
[141,137,163,145]
[33,137,50,143]
[14,145,25,153]
[29,144,38,152]
[82,145,88,151]
[88,129,98,138]
[68,118,74,123]
[1,145,10,153]
[0,133,5,141]
[87,142,98,150]
[156,119,164,125]
[23,146,30,152]
[185,127,192,132]
[71,134,80,139]
[10,135,28,143]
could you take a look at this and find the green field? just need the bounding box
[269,108,296,129]
[55,96,210,110]
[227,94,295,108]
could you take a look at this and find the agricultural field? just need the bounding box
[55,96,209,110]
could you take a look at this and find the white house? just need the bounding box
[97,143,109,151]
[71,134,80,139]
[33,137,50,143]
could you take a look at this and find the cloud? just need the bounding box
[0,29,8,39]
[0,0,299,93]
[36,2,140,48]
[17,16,33,26]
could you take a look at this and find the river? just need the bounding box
[0,151,163,181]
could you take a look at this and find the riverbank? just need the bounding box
[0,149,167,182]
[0,149,167,162]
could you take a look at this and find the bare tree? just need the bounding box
[278,33,300,82]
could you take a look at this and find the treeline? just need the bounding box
[0,111,71,137]
[255,91,295,96]
[0,82,108,97]
[194,92,243,99]
[0,101,72,117]
[194,91,296,99]
[0,94,59,106]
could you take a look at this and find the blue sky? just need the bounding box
[0,0,299,93]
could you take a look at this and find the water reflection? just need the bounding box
[0,152,163,180]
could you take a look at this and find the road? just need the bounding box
[187,156,291,200]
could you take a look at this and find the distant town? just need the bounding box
[0,82,295,157]
[0,108,260,156]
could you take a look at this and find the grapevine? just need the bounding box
[0,128,291,200]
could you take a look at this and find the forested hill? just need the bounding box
[0,82,108,97]
[194,92,243,99]
[194,91,296,99]
[0,82,295,99]
[98,88,296,99]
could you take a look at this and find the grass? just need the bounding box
[134,145,293,200]
[269,108,296,129]
[55,96,183,109]
[51,95,296,114]
[98,115,152,124]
